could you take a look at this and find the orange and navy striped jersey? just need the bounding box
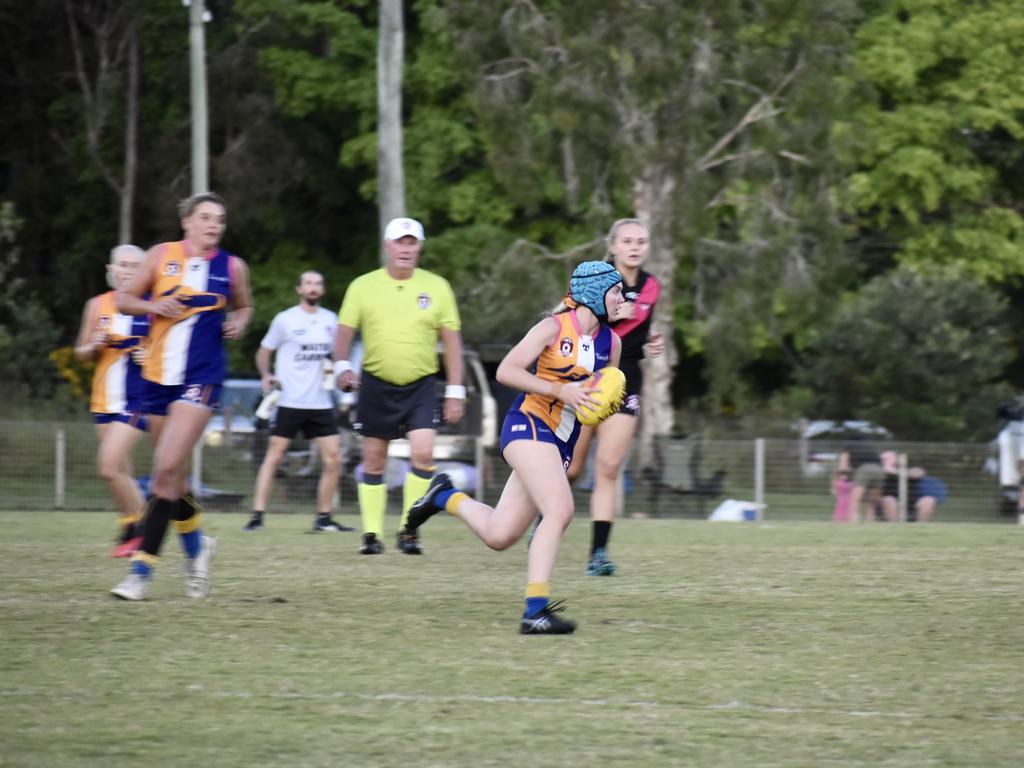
[513,311,616,441]
[89,291,149,414]
[144,241,235,386]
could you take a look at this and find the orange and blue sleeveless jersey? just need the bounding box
[513,311,616,442]
[89,291,150,414]
[144,241,234,386]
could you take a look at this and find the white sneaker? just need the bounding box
[111,573,149,601]
[185,536,218,599]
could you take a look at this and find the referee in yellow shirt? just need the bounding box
[332,217,465,554]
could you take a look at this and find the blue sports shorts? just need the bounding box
[146,383,222,416]
[499,410,579,472]
[92,411,149,432]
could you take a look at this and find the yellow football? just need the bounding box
[576,366,626,427]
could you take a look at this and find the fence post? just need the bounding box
[797,417,808,477]
[475,437,485,501]
[754,437,765,521]
[55,428,66,510]
[192,441,203,498]
[898,452,908,523]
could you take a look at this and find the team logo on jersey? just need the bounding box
[163,261,183,276]
[639,303,650,312]
[559,337,574,357]
[417,293,431,309]
[97,315,112,329]
[625,291,638,301]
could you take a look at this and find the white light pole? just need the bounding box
[183,0,211,194]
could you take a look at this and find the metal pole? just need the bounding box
[188,0,209,193]
[898,452,908,523]
[475,437,485,502]
[797,417,808,477]
[192,441,203,500]
[754,438,765,521]
[55,428,66,510]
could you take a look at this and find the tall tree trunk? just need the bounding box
[633,167,678,471]
[119,16,138,244]
[377,0,405,254]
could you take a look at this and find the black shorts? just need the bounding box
[617,358,643,417]
[272,406,338,440]
[353,371,439,441]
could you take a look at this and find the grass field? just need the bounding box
[1,511,1022,768]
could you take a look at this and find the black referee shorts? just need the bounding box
[353,371,439,441]
[271,406,338,440]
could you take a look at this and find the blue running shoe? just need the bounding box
[585,547,616,576]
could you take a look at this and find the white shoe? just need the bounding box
[111,573,149,601]
[185,536,218,599]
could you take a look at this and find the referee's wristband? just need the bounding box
[445,384,467,400]
[332,360,353,377]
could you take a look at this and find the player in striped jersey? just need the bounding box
[74,244,150,557]
[403,261,623,634]
[110,192,253,601]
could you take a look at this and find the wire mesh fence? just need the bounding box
[2,419,1015,524]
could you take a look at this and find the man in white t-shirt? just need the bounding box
[243,272,353,533]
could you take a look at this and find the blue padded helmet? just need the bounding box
[568,261,622,319]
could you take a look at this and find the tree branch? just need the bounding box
[696,56,804,172]
[506,236,605,263]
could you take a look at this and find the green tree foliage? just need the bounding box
[235,0,571,348]
[797,266,1014,439]
[837,0,1024,281]
[445,0,861,409]
[0,203,61,398]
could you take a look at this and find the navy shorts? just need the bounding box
[500,410,579,472]
[146,382,222,416]
[92,411,149,432]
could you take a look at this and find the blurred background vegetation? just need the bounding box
[1,0,1023,439]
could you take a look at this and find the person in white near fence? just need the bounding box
[243,271,352,533]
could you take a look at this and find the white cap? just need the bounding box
[383,217,425,242]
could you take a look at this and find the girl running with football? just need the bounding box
[403,261,623,634]
[568,219,664,576]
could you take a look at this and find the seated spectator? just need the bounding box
[912,475,948,523]
[879,451,947,522]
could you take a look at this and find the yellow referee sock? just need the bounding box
[358,477,387,537]
[401,467,434,528]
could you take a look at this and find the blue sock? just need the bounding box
[180,529,201,560]
[525,596,549,617]
[129,560,152,578]
[434,488,456,509]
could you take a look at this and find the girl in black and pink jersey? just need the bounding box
[567,218,664,576]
